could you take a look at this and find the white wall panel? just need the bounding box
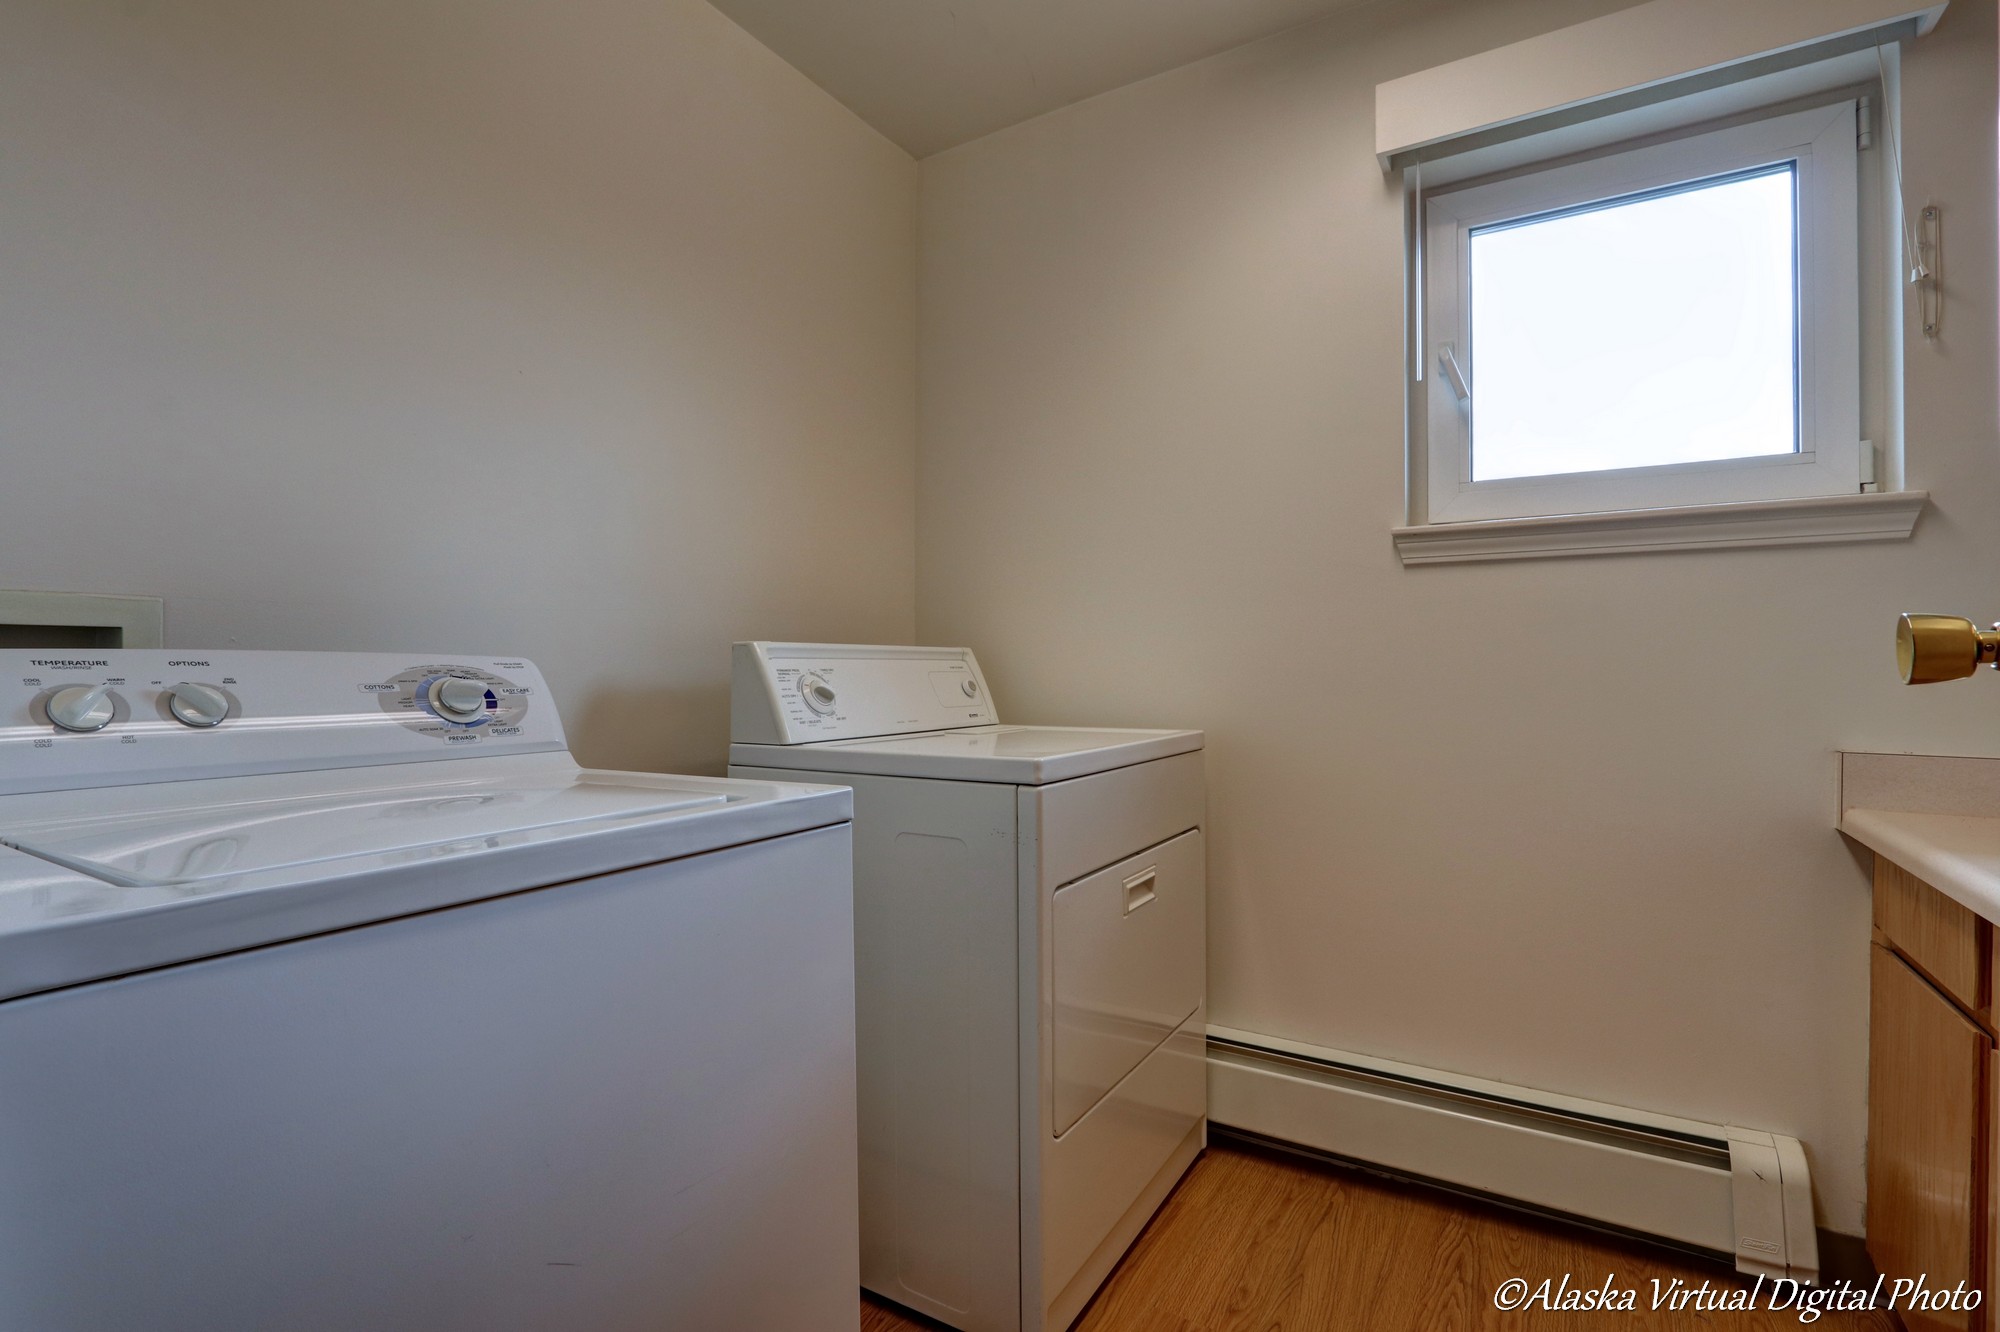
[916,0,2000,1235]
[0,0,918,774]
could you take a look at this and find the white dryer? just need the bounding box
[0,650,857,1332]
[729,642,1206,1332]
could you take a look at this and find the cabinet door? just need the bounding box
[1876,857,1987,1016]
[1870,944,1985,1332]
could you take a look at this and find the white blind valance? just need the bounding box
[1375,0,1946,169]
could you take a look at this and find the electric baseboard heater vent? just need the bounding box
[1206,1027,1818,1282]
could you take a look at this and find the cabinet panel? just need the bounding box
[1870,944,1984,1332]
[1877,857,1987,1017]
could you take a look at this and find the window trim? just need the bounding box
[1390,489,1926,565]
[1420,101,1862,525]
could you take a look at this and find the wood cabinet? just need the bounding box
[1869,856,1994,1332]
[1877,858,1988,1016]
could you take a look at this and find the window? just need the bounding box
[1420,102,1861,525]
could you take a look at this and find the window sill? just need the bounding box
[1392,490,1928,566]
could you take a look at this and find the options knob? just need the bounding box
[47,683,116,733]
[428,675,492,723]
[798,673,837,715]
[165,682,230,728]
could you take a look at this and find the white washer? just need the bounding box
[0,650,858,1332]
[729,642,1206,1332]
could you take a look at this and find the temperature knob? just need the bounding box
[798,673,837,715]
[46,683,116,733]
[165,682,230,728]
[428,675,492,723]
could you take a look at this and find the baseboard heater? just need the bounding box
[1206,1026,1819,1282]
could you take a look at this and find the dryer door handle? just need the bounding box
[1123,868,1157,915]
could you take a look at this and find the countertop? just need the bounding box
[1839,806,2000,922]
[1840,751,2000,922]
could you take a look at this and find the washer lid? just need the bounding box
[0,753,852,1002]
[3,770,727,890]
[731,723,1203,784]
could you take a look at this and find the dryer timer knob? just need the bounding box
[798,674,837,715]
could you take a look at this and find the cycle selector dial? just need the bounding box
[165,682,230,728]
[798,673,838,716]
[47,684,117,733]
[428,676,492,723]
[375,664,526,740]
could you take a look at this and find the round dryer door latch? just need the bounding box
[798,674,837,715]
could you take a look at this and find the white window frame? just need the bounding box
[1421,101,1861,526]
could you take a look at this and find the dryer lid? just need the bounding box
[731,723,1202,785]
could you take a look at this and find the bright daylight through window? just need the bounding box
[1419,102,1862,529]
[1468,165,1799,482]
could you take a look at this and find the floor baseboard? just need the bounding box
[1814,1229,1874,1287]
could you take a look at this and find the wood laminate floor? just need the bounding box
[859,1141,1895,1331]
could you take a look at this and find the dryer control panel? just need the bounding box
[0,651,566,795]
[730,642,996,745]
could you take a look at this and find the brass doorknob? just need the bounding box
[1897,613,2000,684]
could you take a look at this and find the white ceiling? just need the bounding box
[708,0,1374,157]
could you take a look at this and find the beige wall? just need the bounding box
[917,0,1999,1234]
[8,0,1995,1243]
[0,0,917,773]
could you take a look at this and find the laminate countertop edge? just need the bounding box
[1840,806,2000,923]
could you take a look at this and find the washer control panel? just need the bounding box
[0,651,566,795]
[730,642,996,745]
[371,662,535,738]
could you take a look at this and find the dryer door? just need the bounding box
[1050,829,1205,1135]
